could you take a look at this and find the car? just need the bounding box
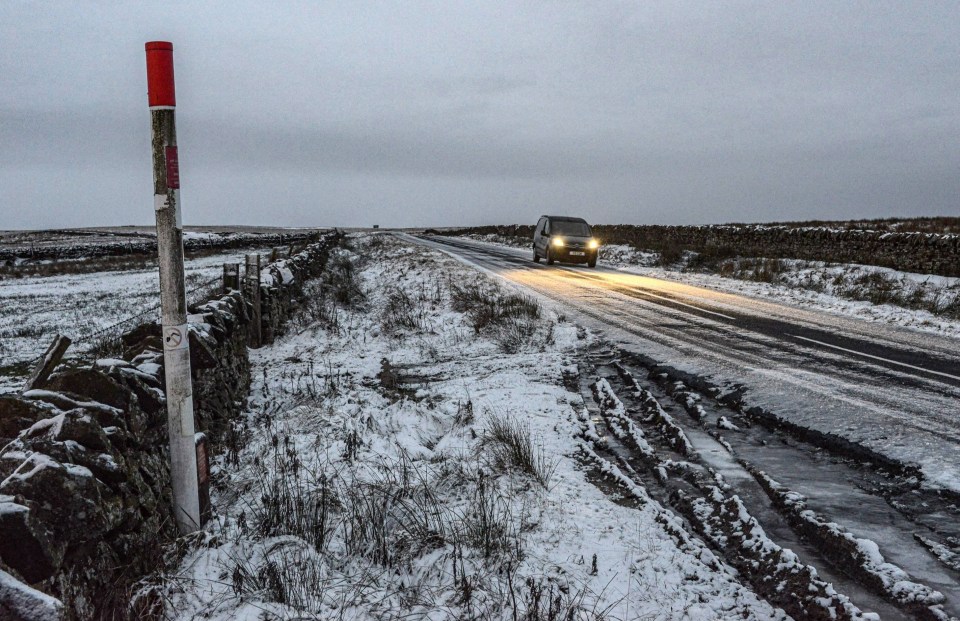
[532,215,599,267]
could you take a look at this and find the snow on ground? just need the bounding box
[461,234,960,339]
[0,249,269,393]
[160,234,785,620]
[182,231,222,241]
[0,568,62,621]
[619,258,960,340]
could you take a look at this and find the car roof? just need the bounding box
[541,215,589,223]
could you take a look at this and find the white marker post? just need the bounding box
[146,41,200,534]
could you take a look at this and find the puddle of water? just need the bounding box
[680,424,910,621]
[669,383,960,618]
[736,438,960,613]
[589,363,911,619]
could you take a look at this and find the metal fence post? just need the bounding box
[245,254,262,348]
[146,41,200,534]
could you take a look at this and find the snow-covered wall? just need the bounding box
[441,224,960,277]
[0,232,341,620]
[0,230,324,263]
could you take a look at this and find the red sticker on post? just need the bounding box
[165,146,180,189]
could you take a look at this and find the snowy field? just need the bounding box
[157,234,791,620]
[461,233,960,339]
[0,249,269,393]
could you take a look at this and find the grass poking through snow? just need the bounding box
[484,411,558,491]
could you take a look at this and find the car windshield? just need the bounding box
[552,221,591,237]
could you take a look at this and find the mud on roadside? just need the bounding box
[570,343,960,621]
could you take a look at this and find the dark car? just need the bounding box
[532,215,599,267]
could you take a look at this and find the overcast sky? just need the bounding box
[1,1,958,229]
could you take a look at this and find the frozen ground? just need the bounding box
[0,249,268,393]
[158,235,791,620]
[460,234,960,339]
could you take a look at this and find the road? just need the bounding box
[409,234,960,494]
[407,233,960,618]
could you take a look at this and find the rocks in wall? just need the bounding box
[2,367,173,619]
[0,569,62,621]
[590,225,960,277]
[0,231,341,619]
[0,230,325,264]
[189,290,252,437]
[0,398,52,445]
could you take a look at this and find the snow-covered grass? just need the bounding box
[153,234,783,621]
[710,257,960,316]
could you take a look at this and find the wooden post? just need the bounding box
[222,263,240,293]
[245,254,262,348]
[146,41,201,534]
[195,433,211,525]
[21,334,71,393]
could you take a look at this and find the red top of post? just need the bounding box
[145,41,176,108]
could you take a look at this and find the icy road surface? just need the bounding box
[410,234,960,495]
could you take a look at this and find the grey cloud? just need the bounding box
[1,1,958,229]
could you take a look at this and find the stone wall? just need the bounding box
[440,224,960,277]
[0,230,325,263]
[0,232,341,620]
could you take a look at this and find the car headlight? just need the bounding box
[551,237,565,247]
[588,239,599,249]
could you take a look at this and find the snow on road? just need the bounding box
[416,234,960,497]
[163,235,786,620]
[461,234,960,339]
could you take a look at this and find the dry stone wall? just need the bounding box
[0,232,341,620]
[0,230,324,263]
[441,224,960,277]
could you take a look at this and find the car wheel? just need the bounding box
[546,247,555,265]
[533,247,541,263]
[587,256,597,268]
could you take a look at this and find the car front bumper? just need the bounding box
[551,247,598,263]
